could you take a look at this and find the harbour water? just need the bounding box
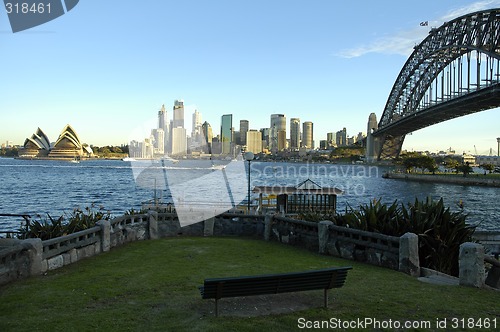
[0,157,498,232]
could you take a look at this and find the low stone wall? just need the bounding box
[0,239,32,285]
[268,215,319,252]
[1,211,492,288]
[384,172,500,187]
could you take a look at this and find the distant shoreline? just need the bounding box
[383,172,500,187]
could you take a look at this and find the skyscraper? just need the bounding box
[270,114,286,151]
[260,128,270,149]
[171,127,187,156]
[220,114,233,155]
[246,130,262,154]
[290,118,300,149]
[240,120,249,146]
[326,132,334,148]
[277,130,287,151]
[173,100,184,128]
[158,104,169,154]
[201,121,213,154]
[191,109,202,147]
[302,121,313,149]
[192,109,202,138]
[336,128,347,147]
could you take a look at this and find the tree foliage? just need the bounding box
[401,153,437,173]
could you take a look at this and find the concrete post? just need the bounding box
[318,220,334,254]
[264,213,275,241]
[459,242,485,288]
[399,233,420,277]
[21,238,43,276]
[97,219,111,252]
[203,217,215,236]
[148,211,159,240]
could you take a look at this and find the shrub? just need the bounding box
[300,197,476,276]
[18,205,111,240]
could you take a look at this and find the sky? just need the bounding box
[1,0,499,155]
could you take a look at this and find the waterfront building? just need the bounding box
[47,124,84,159]
[246,130,263,154]
[129,138,154,159]
[192,110,202,144]
[326,132,335,148]
[201,121,213,154]
[158,104,169,154]
[476,155,500,166]
[211,137,222,155]
[19,127,51,158]
[220,114,233,155]
[173,100,185,129]
[290,118,300,149]
[240,120,249,146]
[151,128,164,155]
[277,130,287,151]
[462,153,478,166]
[260,128,270,149]
[336,128,347,147]
[171,127,187,156]
[356,132,365,144]
[270,114,286,151]
[302,121,313,149]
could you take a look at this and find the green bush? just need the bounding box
[300,197,476,276]
[18,205,111,240]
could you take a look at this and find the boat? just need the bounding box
[121,157,137,162]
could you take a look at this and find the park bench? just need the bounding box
[199,266,352,317]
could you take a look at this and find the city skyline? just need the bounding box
[1,1,500,155]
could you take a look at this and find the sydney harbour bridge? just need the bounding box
[367,8,500,161]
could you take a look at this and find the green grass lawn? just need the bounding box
[1,237,499,331]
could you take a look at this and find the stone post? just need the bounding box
[22,238,43,276]
[459,242,484,288]
[148,211,159,240]
[97,219,111,252]
[318,220,333,254]
[203,217,215,236]
[399,233,420,277]
[264,213,275,241]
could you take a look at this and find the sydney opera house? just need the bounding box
[18,124,93,160]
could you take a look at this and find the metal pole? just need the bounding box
[247,160,251,213]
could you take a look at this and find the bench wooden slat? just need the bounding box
[199,266,352,316]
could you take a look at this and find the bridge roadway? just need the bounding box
[373,83,500,137]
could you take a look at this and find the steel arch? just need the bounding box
[374,8,500,159]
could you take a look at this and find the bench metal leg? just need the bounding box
[324,289,328,308]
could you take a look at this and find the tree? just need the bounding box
[480,163,495,174]
[401,154,437,173]
[456,163,473,177]
[444,158,459,173]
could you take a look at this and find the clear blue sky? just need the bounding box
[1,0,499,154]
